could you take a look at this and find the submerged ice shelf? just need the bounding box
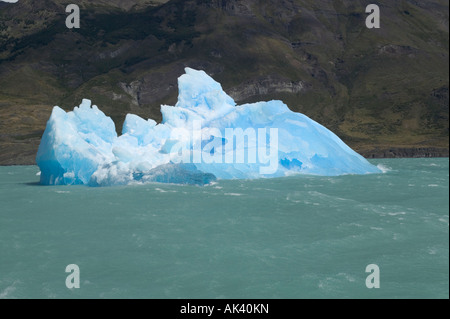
[36,68,381,186]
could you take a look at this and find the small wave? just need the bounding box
[0,281,18,299]
[438,217,449,226]
[55,191,70,194]
[388,212,406,216]
[377,164,391,174]
[337,272,356,283]
[224,193,243,196]
[154,188,177,193]
[287,197,302,203]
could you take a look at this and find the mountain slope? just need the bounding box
[0,0,448,164]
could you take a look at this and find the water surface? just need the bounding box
[0,158,448,299]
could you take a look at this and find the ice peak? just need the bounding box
[36,68,381,186]
[162,68,236,126]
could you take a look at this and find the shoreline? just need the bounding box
[358,147,449,159]
[0,147,448,166]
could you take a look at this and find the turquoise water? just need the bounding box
[0,158,448,299]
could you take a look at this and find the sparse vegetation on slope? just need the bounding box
[0,0,448,164]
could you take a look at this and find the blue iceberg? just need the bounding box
[36,68,381,186]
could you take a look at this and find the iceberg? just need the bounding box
[36,68,381,186]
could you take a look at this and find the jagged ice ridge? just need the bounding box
[36,68,381,186]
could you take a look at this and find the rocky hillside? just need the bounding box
[0,0,448,164]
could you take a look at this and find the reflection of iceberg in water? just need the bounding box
[36,68,381,186]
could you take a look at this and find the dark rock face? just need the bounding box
[228,76,306,102]
[431,87,449,107]
[0,0,448,164]
[212,0,255,16]
[361,147,449,159]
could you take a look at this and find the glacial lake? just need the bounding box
[0,158,448,299]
